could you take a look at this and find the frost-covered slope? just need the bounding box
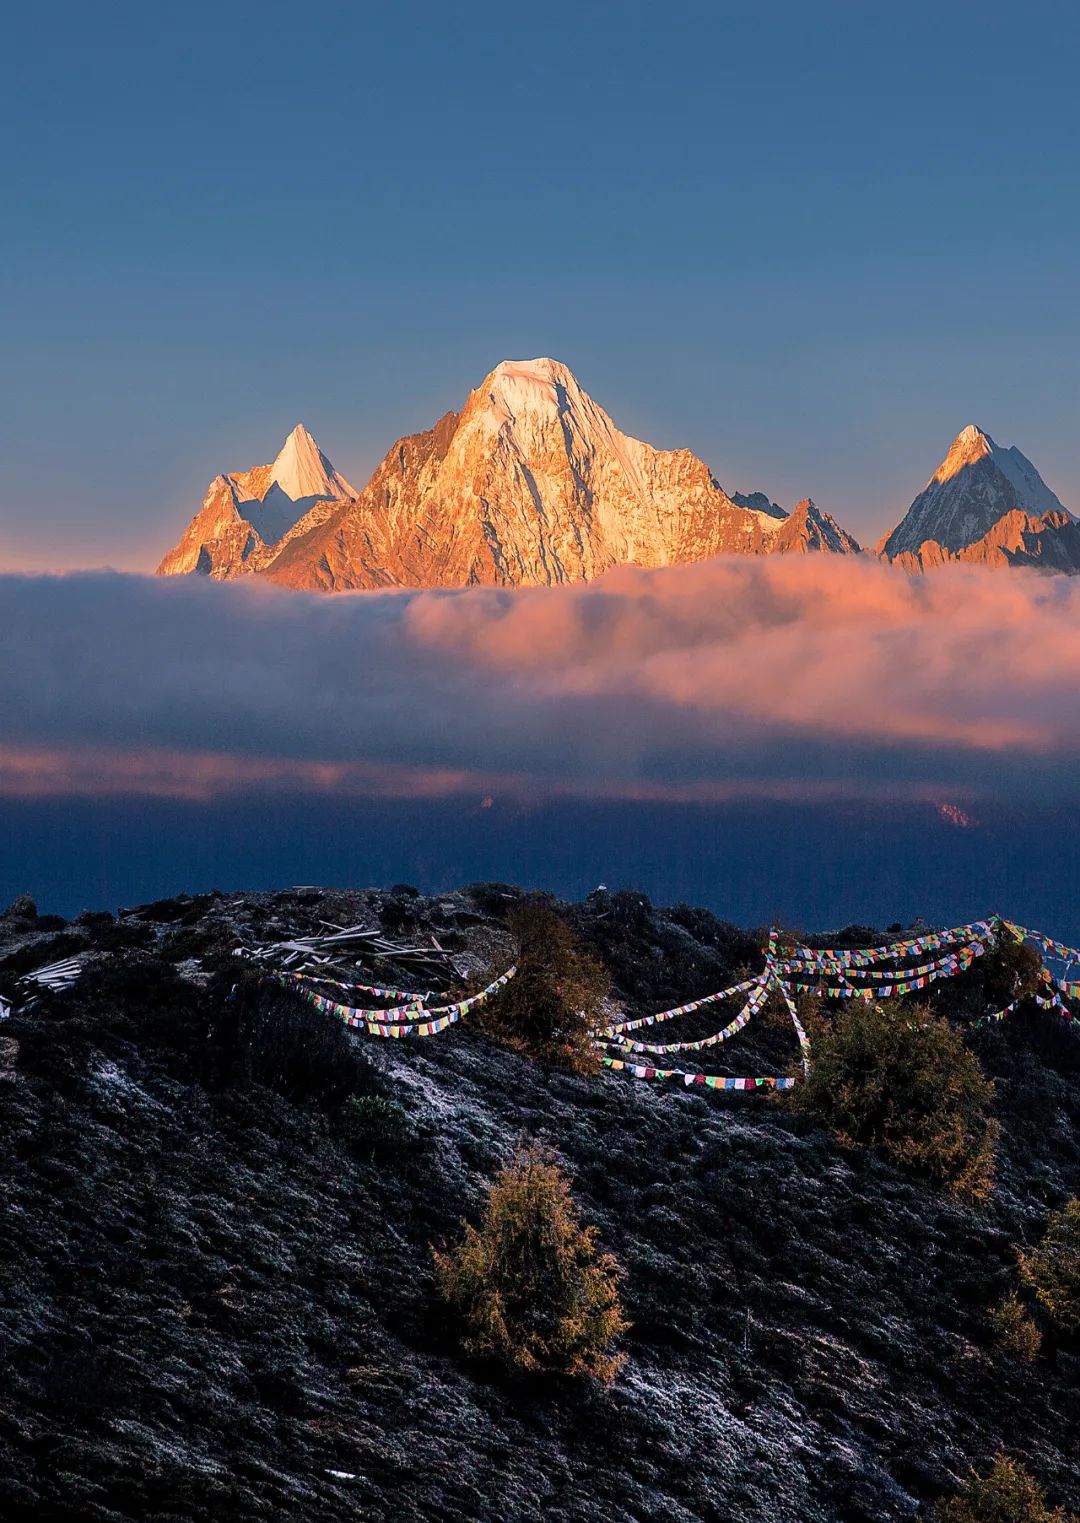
[2,884,1078,1522]
[880,425,1075,568]
[156,425,356,579]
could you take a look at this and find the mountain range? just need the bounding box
[156,359,1078,589]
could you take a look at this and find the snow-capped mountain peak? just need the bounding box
[268,424,356,505]
[880,424,1075,568]
[157,361,866,589]
[155,425,356,579]
[934,424,995,483]
[186,359,863,591]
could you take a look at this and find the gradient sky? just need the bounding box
[3,0,1079,571]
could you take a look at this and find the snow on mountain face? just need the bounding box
[155,426,356,579]
[732,490,787,528]
[155,362,864,590]
[267,424,355,508]
[880,425,1072,563]
[257,359,861,592]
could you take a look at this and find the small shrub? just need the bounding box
[2,893,38,921]
[792,1000,997,1199]
[161,925,214,963]
[0,932,87,977]
[334,1095,413,1159]
[134,894,212,925]
[989,1292,1041,1362]
[934,1454,1076,1522]
[209,975,374,1109]
[379,897,417,933]
[478,898,609,1074]
[92,920,156,953]
[466,882,523,917]
[433,1144,628,1384]
[76,909,114,930]
[82,955,204,1050]
[1018,1200,1080,1335]
[978,932,1045,1012]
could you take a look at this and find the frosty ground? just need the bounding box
[1,884,1077,1522]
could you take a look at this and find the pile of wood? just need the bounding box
[233,921,458,985]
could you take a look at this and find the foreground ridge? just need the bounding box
[271,913,1076,1091]
[1,883,1078,1521]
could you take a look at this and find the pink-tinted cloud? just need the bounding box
[1,557,1079,804]
[403,557,1080,751]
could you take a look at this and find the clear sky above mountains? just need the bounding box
[2,0,1078,571]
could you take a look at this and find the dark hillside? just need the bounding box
[1,887,1078,1522]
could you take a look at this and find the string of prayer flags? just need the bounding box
[777,979,812,1076]
[780,941,985,987]
[601,1056,796,1090]
[286,965,517,1036]
[784,918,998,970]
[603,982,769,1055]
[280,970,449,1003]
[1004,922,1080,965]
[594,975,763,1039]
[804,947,987,1001]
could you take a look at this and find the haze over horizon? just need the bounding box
[3,1,1080,571]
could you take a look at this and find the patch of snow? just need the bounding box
[268,424,356,505]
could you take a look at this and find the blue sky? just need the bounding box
[2,0,1078,569]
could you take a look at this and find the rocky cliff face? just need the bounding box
[767,497,861,555]
[156,425,357,579]
[156,361,860,591]
[890,508,1080,573]
[880,426,1078,571]
[264,361,861,591]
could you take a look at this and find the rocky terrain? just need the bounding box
[1,884,1078,1521]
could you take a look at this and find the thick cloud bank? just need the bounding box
[2,558,1080,803]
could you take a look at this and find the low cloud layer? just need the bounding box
[3,557,1080,804]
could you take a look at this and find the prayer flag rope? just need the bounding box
[273,973,435,1023]
[1004,922,1080,965]
[779,941,986,986]
[777,978,812,1076]
[800,946,986,1001]
[594,975,762,1038]
[279,970,451,1003]
[976,990,1075,1027]
[603,982,770,1055]
[784,918,998,969]
[600,1056,796,1090]
[284,966,517,1037]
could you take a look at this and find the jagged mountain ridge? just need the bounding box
[156,379,1080,589]
[156,359,860,590]
[880,425,1079,571]
[156,424,357,578]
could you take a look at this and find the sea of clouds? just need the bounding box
[2,556,1079,805]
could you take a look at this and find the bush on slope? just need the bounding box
[792,999,998,1199]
